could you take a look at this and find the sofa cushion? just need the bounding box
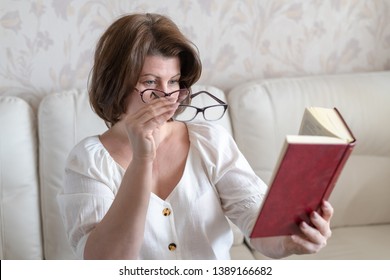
[38,89,107,259]
[38,85,238,259]
[228,71,390,229]
[0,96,42,259]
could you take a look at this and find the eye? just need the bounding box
[144,80,156,87]
[144,80,156,86]
[169,79,180,86]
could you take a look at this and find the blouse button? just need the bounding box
[168,243,177,251]
[162,208,171,216]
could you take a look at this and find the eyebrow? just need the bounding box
[139,73,181,79]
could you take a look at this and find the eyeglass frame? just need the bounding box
[134,88,228,121]
[135,88,190,103]
[175,90,228,122]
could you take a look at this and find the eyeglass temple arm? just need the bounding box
[190,91,227,105]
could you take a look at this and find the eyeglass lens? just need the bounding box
[174,105,226,122]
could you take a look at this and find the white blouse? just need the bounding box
[58,122,267,259]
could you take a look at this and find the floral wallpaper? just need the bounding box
[1,0,390,110]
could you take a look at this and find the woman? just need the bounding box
[58,13,333,260]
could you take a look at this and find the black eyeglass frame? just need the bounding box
[175,90,228,122]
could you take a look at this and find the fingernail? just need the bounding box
[322,201,330,208]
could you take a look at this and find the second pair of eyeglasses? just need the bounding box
[136,88,228,122]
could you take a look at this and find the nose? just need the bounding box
[166,93,178,103]
[159,84,170,94]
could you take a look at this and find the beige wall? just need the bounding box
[1,0,390,110]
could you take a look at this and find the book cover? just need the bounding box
[250,107,356,238]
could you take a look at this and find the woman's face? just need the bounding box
[125,55,182,113]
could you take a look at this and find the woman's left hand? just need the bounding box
[250,200,334,258]
[283,200,334,255]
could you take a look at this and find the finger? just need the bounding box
[320,200,334,222]
[140,102,179,127]
[297,218,329,248]
[128,100,179,127]
[299,201,333,240]
[309,211,332,239]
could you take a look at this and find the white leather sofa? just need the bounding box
[1,71,389,259]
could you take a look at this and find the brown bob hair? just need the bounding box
[89,13,202,127]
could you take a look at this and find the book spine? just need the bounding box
[322,142,355,202]
[334,107,357,141]
[321,108,356,204]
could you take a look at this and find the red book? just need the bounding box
[250,107,356,238]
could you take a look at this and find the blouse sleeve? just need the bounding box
[188,122,268,237]
[57,137,120,259]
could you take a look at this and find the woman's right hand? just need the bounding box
[120,98,179,161]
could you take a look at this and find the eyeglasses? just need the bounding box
[136,88,190,103]
[174,91,228,122]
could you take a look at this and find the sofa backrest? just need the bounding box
[37,85,231,259]
[38,89,107,259]
[227,71,390,228]
[0,96,43,259]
